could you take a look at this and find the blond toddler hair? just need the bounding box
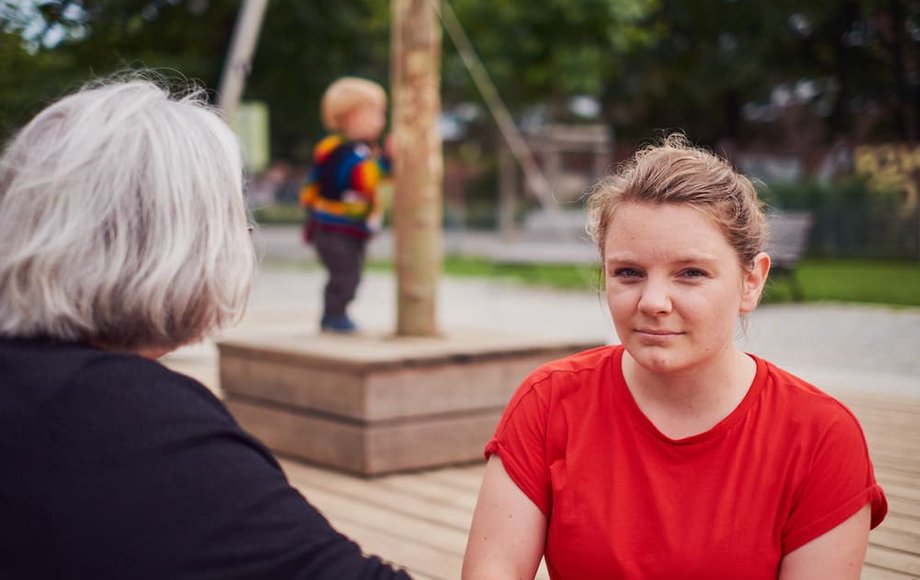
[321,77,387,133]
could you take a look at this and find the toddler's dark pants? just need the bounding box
[312,227,368,318]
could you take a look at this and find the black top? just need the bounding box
[0,338,411,580]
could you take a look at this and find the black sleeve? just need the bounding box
[34,357,411,580]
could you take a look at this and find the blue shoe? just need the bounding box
[321,314,357,333]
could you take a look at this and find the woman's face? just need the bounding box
[604,202,766,376]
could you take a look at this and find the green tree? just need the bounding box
[443,0,657,113]
[0,29,77,134]
[604,0,920,147]
[0,0,240,138]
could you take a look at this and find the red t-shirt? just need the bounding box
[485,345,887,580]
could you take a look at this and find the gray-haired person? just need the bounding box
[0,76,410,579]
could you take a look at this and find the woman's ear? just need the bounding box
[740,252,771,313]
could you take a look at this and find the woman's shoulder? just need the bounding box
[0,338,229,433]
[70,351,230,426]
[757,357,865,430]
[518,344,621,398]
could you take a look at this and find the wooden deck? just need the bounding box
[279,390,920,580]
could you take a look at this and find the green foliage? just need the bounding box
[368,256,603,291]
[607,0,920,144]
[445,258,602,291]
[0,31,78,134]
[763,259,920,306]
[252,203,303,225]
[0,0,239,137]
[444,0,657,109]
[2,0,917,160]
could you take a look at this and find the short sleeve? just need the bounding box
[484,373,552,515]
[781,405,888,553]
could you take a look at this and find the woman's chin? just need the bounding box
[627,346,687,375]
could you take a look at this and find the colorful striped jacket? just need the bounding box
[300,135,389,240]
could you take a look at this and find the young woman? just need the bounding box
[462,135,887,580]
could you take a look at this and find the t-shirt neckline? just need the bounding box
[611,345,768,446]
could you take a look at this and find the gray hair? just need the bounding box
[0,75,256,350]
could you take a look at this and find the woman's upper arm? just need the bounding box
[779,504,871,580]
[462,455,547,580]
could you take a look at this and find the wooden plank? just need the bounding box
[849,408,920,430]
[837,393,920,412]
[877,513,920,537]
[871,455,920,476]
[876,529,919,555]
[229,397,503,475]
[865,544,920,577]
[866,440,920,461]
[864,431,920,446]
[877,469,920,489]
[423,464,487,492]
[861,563,918,579]
[375,472,481,511]
[865,429,920,445]
[407,571,440,580]
[297,484,470,555]
[854,400,920,417]
[870,525,920,555]
[331,517,463,580]
[282,460,475,532]
[856,413,920,426]
[886,497,920,519]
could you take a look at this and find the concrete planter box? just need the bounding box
[219,331,600,476]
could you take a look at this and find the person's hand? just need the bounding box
[367,212,383,233]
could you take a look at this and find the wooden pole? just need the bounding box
[217,0,269,122]
[498,144,517,240]
[391,0,443,336]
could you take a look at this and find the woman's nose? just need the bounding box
[637,278,672,315]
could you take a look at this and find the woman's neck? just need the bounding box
[89,339,172,361]
[622,347,756,439]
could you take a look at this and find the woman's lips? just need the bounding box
[635,329,683,342]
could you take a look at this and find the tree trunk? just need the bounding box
[391,0,443,336]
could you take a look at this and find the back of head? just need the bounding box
[321,76,387,133]
[0,74,256,350]
[586,133,768,266]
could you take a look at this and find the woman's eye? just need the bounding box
[613,267,643,279]
[680,268,707,279]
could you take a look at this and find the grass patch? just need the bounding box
[252,204,303,225]
[368,257,603,291]
[764,259,920,306]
